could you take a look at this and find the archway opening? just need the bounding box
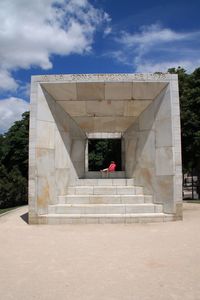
[88,139,122,171]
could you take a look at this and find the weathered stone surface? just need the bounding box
[36,148,54,176]
[124,100,152,117]
[29,73,182,224]
[77,83,104,100]
[155,118,172,147]
[57,100,87,117]
[55,130,71,169]
[139,101,155,130]
[105,82,132,100]
[155,147,174,176]
[42,83,77,100]
[36,121,55,149]
[154,175,174,213]
[132,82,168,99]
[37,86,55,122]
[86,100,124,117]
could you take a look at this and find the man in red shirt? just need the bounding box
[100,161,116,176]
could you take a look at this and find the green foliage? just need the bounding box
[168,67,200,173]
[88,139,121,171]
[0,111,29,208]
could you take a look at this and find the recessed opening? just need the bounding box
[88,139,122,171]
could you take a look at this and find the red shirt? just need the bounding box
[108,163,116,172]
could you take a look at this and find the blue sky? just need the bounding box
[0,0,200,132]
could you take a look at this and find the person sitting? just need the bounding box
[100,161,116,176]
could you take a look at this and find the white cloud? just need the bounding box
[0,98,29,133]
[135,60,200,73]
[112,23,200,73]
[119,24,194,46]
[0,70,18,91]
[0,0,110,91]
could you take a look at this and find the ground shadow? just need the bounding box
[20,212,29,224]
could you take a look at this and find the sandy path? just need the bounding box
[0,203,199,300]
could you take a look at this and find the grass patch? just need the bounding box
[0,207,19,215]
[183,200,200,204]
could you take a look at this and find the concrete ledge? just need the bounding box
[31,212,176,224]
[84,171,126,179]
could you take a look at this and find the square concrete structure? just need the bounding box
[29,73,182,224]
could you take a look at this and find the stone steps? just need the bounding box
[36,213,176,224]
[75,178,134,186]
[44,180,167,224]
[65,185,144,195]
[48,203,163,214]
[58,194,152,204]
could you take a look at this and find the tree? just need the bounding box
[0,111,29,208]
[168,67,200,196]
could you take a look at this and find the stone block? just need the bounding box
[89,195,121,204]
[174,151,182,166]
[97,179,114,186]
[111,179,127,186]
[86,100,124,117]
[75,116,94,132]
[125,204,155,213]
[132,82,168,100]
[139,101,155,130]
[117,187,135,195]
[105,82,132,100]
[155,89,171,121]
[77,82,104,100]
[55,130,71,169]
[57,100,86,116]
[175,202,183,219]
[156,147,174,176]
[115,117,136,132]
[71,139,85,163]
[75,186,94,195]
[37,87,55,122]
[135,187,144,194]
[65,187,75,195]
[136,130,156,169]
[124,100,152,117]
[42,83,77,100]
[93,186,117,195]
[73,161,85,178]
[144,195,153,203]
[55,169,71,196]
[29,179,36,198]
[154,175,174,212]
[154,205,163,213]
[155,118,172,147]
[76,179,98,186]
[36,120,55,149]
[133,167,155,196]
[120,195,144,204]
[36,148,54,177]
[37,175,55,209]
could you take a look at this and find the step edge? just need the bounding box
[49,203,161,207]
[39,212,171,218]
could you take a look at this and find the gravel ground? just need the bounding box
[0,203,200,300]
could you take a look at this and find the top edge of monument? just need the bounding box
[31,73,178,83]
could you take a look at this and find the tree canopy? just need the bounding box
[168,67,200,173]
[0,112,29,208]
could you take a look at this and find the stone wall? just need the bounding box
[29,73,182,222]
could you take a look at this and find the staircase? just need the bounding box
[39,178,175,224]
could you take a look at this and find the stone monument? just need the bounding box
[29,73,182,224]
